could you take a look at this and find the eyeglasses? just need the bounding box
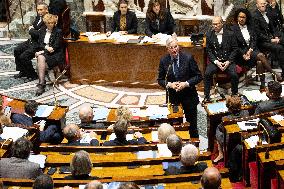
[167,45,178,50]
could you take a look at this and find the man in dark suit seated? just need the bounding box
[63,124,99,146]
[13,2,48,81]
[79,105,105,129]
[164,144,207,175]
[11,100,63,144]
[103,119,147,146]
[200,167,222,189]
[166,134,182,156]
[33,174,54,189]
[203,16,238,102]
[255,80,284,114]
[253,0,284,77]
[0,137,43,179]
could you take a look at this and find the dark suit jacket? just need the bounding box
[255,98,284,114]
[206,29,238,64]
[0,157,43,179]
[267,3,284,34]
[28,15,46,44]
[111,11,138,34]
[145,9,175,37]
[253,9,277,44]
[11,113,33,126]
[40,124,63,144]
[103,137,147,146]
[164,161,207,175]
[66,139,99,146]
[157,51,202,106]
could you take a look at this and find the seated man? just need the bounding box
[157,123,176,143]
[201,167,222,189]
[166,134,183,156]
[13,2,48,80]
[203,16,238,102]
[79,105,105,129]
[33,174,54,189]
[164,144,207,175]
[63,124,99,146]
[11,100,63,144]
[103,119,147,146]
[255,80,284,114]
[0,137,43,179]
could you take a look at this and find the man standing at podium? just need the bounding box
[157,36,203,138]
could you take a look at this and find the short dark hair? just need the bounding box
[12,137,33,159]
[33,174,54,189]
[166,134,182,155]
[201,167,222,189]
[24,100,38,116]
[113,119,128,139]
[226,95,242,113]
[118,182,139,189]
[268,81,282,98]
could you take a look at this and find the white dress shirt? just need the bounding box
[239,24,250,45]
[44,29,52,45]
[216,28,223,44]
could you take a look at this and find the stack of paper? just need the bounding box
[206,101,228,114]
[28,154,46,168]
[243,90,269,102]
[136,150,156,159]
[146,105,170,119]
[35,105,54,117]
[93,107,110,121]
[245,135,267,148]
[0,127,28,141]
[88,34,107,41]
[157,143,172,157]
[237,118,259,131]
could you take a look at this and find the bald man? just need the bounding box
[79,105,105,129]
[253,0,284,78]
[201,167,221,189]
[203,16,238,103]
[84,180,103,189]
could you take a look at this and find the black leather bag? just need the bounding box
[259,118,281,144]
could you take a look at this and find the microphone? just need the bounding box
[165,60,174,108]
[52,64,70,109]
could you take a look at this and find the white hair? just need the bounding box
[79,105,93,122]
[180,144,199,166]
[166,35,178,48]
[158,123,176,143]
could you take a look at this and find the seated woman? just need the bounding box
[145,0,175,37]
[231,8,282,90]
[34,13,64,96]
[214,95,249,164]
[65,150,97,180]
[106,0,138,36]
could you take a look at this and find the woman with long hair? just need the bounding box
[145,0,175,37]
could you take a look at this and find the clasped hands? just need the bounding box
[216,60,230,71]
[168,81,187,92]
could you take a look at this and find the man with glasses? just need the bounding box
[157,36,202,138]
[203,16,239,103]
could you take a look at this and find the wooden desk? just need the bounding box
[276,160,284,189]
[257,144,284,189]
[5,96,68,127]
[67,36,206,88]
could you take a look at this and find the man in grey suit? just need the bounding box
[0,137,43,179]
[255,81,284,114]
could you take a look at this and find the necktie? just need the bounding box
[173,58,180,79]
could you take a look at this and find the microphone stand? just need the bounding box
[165,61,173,110]
[257,121,271,159]
[52,65,70,109]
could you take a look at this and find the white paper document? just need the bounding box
[0,127,28,141]
[245,135,267,148]
[35,105,54,117]
[243,90,269,102]
[157,143,172,157]
[271,114,284,124]
[28,154,46,168]
[237,118,259,131]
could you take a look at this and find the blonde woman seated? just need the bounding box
[33,14,64,96]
